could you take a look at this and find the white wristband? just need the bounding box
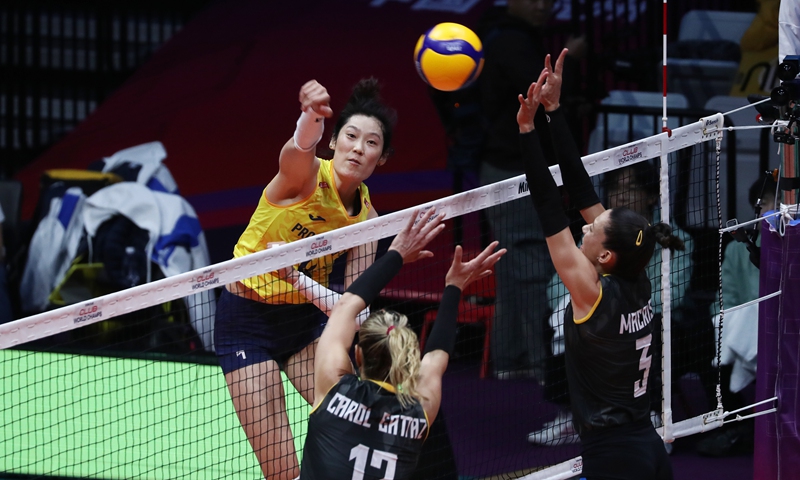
[293,110,325,152]
[293,273,369,328]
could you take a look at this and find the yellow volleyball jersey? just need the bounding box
[233,159,372,304]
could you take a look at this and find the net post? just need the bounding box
[783,135,798,205]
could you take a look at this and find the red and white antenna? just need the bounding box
[662,0,672,137]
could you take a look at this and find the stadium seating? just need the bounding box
[587,90,689,154]
[668,10,756,109]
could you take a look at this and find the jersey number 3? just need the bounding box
[634,334,652,398]
[350,444,398,480]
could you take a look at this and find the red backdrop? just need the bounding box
[14,0,494,229]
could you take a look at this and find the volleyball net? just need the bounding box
[1,112,729,479]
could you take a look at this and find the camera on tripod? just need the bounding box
[771,55,800,106]
[769,55,800,144]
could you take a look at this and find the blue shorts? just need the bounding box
[214,289,327,374]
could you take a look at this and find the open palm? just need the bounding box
[517,68,548,133]
[540,48,568,111]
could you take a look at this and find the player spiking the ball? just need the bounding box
[215,77,397,480]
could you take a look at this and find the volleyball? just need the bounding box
[414,22,484,92]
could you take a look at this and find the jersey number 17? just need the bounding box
[350,444,398,480]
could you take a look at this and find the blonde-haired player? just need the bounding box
[297,208,505,479]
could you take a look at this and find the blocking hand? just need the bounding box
[445,241,506,291]
[539,48,568,112]
[517,68,548,133]
[388,208,446,264]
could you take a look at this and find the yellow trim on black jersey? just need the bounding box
[311,377,399,416]
[368,379,397,394]
[309,380,341,416]
[573,282,604,325]
[324,377,431,441]
[421,408,431,442]
[368,379,431,441]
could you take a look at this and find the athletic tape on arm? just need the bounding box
[294,110,325,152]
[293,273,370,326]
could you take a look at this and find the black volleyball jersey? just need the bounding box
[300,374,429,480]
[564,272,655,436]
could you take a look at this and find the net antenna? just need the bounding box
[661,0,671,137]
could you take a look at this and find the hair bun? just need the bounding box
[650,222,685,251]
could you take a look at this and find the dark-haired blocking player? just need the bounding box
[517,49,681,479]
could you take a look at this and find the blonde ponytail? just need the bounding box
[359,310,422,407]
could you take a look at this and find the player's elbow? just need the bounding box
[332,293,365,317]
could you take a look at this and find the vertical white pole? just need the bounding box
[660,0,675,446]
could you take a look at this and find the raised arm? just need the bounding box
[538,49,605,225]
[266,80,334,204]
[343,238,378,326]
[417,241,506,423]
[518,69,601,317]
[344,206,380,290]
[312,208,446,408]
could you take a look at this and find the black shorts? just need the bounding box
[214,289,327,374]
[579,419,673,480]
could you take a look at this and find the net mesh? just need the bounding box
[0,114,727,479]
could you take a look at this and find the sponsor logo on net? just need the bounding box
[192,269,219,290]
[571,457,583,473]
[306,236,332,257]
[73,301,103,324]
[703,116,720,133]
[615,142,646,167]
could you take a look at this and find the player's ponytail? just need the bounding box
[650,222,685,251]
[359,310,421,408]
[333,77,398,157]
[603,207,685,279]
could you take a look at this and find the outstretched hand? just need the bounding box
[539,48,569,112]
[299,79,334,118]
[517,68,548,133]
[388,208,446,264]
[445,241,506,291]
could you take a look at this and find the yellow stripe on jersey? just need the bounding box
[368,379,397,394]
[233,159,372,303]
[574,282,604,324]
